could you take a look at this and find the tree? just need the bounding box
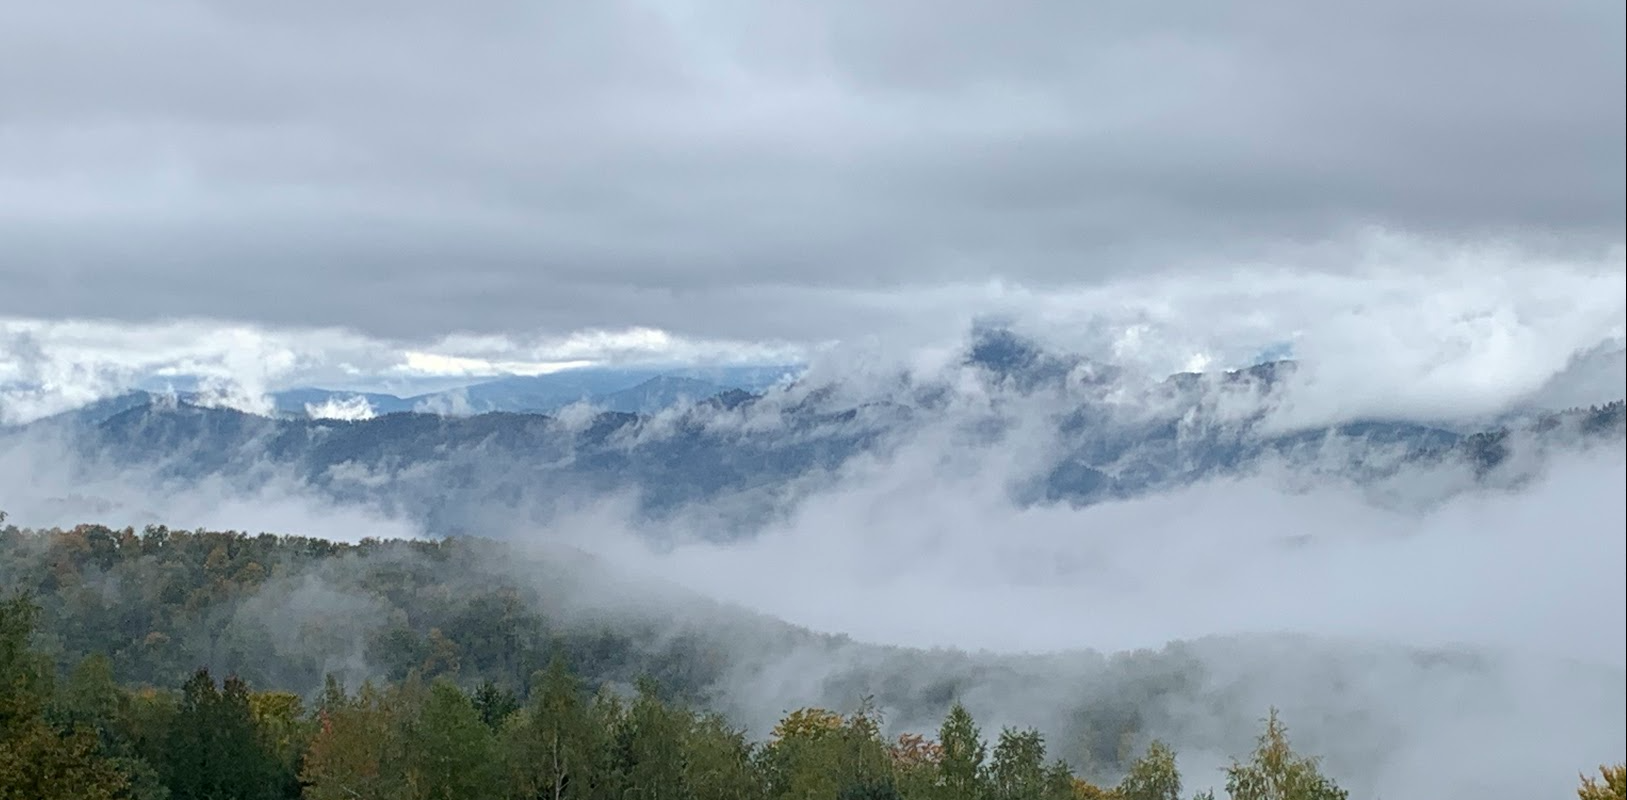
[889,732,945,799]
[401,679,501,800]
[501,657,608,799]
[0,595,132,800]
[160,668,284,800]
[60,653,121,725]
[937,702,988,800]
[1116,741,1181,800]
[684,712,765,800]
[839,779,905,799]
[0,594,49,732]
[762,706,848,798]
[611,678,695,800]
[761,703,894,800]
[473,679,519,730]
[250,690,310,798]
[0,720,131,800]
[301,682,402,800]
[1223,710,1347,800]
[1578,764,1626,800]
[987,727,1053,800]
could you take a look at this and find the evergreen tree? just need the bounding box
[163,668,280,800]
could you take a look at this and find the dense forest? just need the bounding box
[0,518,1621,798]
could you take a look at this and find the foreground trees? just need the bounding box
[3,588,1375,800]
[1,519,1622,799]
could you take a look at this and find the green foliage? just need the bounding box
[611,677,698,799]
[685,712,766,800]
[1222,709,1348,800]
[401,679,503,799]
[986,727,1055,800]
[300,681,403,800]
[1116,741,1181,800]
[503,657,599,798]
[473,679,520,730]
[0,524,1610,800]
[0,594,50,730]
[936,702,987,800]
[0,719,131,800]
[162,669,285,800]
[0,595,131,799]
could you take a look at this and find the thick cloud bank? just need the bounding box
[588,446,1625,665]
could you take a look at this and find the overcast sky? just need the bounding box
[1,0,1624,411]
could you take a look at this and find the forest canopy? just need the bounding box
[0,520,1621,799]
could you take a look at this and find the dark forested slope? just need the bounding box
[2,520,1622,799]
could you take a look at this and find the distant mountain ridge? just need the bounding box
[286,364,799,418]
[17,364,803,426]
[11,329,1621,537]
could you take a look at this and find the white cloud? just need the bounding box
[2,233,1622,427]
[303,394,377,421]
[572,434,1625,667]
[532,406,1624,798]
[399,351,595,378]
[0,317,805,425]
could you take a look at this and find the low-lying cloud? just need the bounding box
[579,430,1625,665]
[0,336,1621,799]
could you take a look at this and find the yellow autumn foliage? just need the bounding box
[1579,763,1626,800]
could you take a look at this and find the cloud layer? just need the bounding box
[1,4,1622,795]
[4,236,1624,426]
[2,0,1621,342]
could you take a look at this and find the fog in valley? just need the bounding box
[2,1,1623,798]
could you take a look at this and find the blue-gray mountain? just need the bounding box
[13,330,1624,536]
[271,365,800,417]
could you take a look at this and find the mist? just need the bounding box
[3,2,1621,796]
[523,382,1625,798]
[585,447,1625,663]
[2,335,1622,799]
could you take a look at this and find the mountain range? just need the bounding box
[110,364,803,420]
[10,328,1622,537]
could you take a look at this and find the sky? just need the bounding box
[2,0,1624,423]
[2,6,1623,793]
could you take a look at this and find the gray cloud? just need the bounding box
[2,0,1621,342]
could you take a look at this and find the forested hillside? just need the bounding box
[1,583,1362,800]
[1,520,1622,798]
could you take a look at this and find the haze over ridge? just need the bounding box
[1,1,1623,797]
